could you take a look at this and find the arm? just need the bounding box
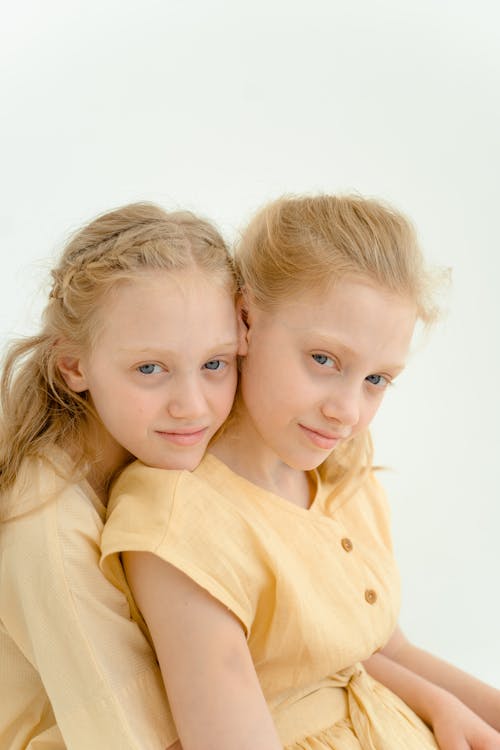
[379,626,500,730]
[365,652,500,749]
[123,550,283,750]
[1,490,173,749]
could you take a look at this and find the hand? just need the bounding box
[432,693,500,750]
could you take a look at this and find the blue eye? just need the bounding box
[312,353,335,368]
[365,373,389,387]
[138,363,162,375]
[204,359,226,371]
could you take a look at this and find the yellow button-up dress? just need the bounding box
[102,454,438,749]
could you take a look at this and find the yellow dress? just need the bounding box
[101,454,439,749]
[0,450,172,750]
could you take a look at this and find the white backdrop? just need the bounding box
[1,0,499,685]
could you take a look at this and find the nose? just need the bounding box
[167,374,207,421]
[321,380,361,429]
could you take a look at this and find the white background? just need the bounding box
[1,1,499,685]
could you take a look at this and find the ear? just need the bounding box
[236,294,249,356]
[57,355,88,393]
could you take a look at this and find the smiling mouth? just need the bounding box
[156,428,209,446]
[298,424,342,450]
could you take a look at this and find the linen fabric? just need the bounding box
[101,454,439,749]
[0,449,175,750]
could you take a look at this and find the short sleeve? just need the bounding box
[102,462,270,636]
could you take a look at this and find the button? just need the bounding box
[341,537,353,552]
[365,589,377,605]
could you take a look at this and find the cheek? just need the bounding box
[100,387,150,425]
[220,378,238,414]
[361,393,385,427]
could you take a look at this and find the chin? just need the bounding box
[169,450,206,473]
[283,454,326,472]
[137,452,202,472]
[180,458,204,472]
[302,449,336,471]
[302,460,327,472]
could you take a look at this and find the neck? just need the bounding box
[209,404,313,509]
[68,420,131,505]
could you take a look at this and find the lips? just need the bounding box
[298,424,343,450]
[155,427,209,447]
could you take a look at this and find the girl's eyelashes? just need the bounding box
[135,358,232,376]
[311,353,336,368]
[137,363,163,375]
[203,359,226,371]
[365,373,391,388]
[311,352,393,389]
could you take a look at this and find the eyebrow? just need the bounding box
[118,340,240,354]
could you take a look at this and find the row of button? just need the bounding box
[340,537,377,605]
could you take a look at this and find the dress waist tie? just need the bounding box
[343,664,438,750]
[274,664,438,749]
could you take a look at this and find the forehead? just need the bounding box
[104,268,230,308]
[94,269,237,344]
[269,278,417,361]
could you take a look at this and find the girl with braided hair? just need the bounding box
[0,202,240,749]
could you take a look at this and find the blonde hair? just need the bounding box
[235,193,442,496]
[0,202,235,500]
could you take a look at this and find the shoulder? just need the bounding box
[104,456,257,555]
[321,467,389,510]
[1,451,61,521]
[107,452,263,530]
[105,454,297,575]
[109,460,184,510]
[103,461,199,581]
[327,469,394,550]
[1,448,101,526]
[105,461,185,551]
[359,470,392,519]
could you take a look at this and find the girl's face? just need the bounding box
[238,277,417,472]
[61,269,239,471]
